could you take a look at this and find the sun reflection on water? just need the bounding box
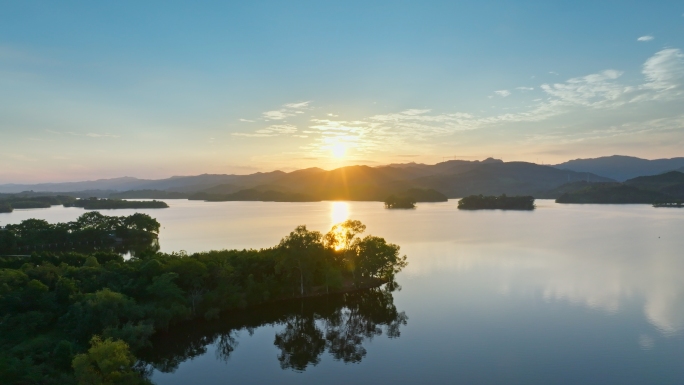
[330,201,349,228]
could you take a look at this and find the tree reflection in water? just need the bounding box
[140,284,407,373]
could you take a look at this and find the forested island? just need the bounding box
[0,216,407,384]
[384,195,416,209]
[458,194,535,210]
[66,198,169,210]
[0,195,76,213]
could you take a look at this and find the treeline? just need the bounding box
[66,198,169,210]
[0,218,406,384]
[458,194,535,210]
[0,195,76,213]
[0,212,160,254]
[189,189,317,202]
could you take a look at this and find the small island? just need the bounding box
[0,195,76,212]
[67,197,169,209]
[384,195,416,209]
[458,194,535,210]
[653,201,683,208]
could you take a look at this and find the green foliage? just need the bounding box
[0,218,406,384]
[72,336,149,385]
[458,194,535,210]
[0,212,160,254]
[0,202,13,213]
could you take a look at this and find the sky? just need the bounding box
[1,1,684,183]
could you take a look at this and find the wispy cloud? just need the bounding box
[637,35,654,42]
[234,48,684,158]
[262,101,311,121]
[239,118,254,122]
[641,48,684,91]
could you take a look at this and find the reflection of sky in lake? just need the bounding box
[3,200,684,383]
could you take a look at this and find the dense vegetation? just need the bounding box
[0,196,76,213]
[458,194,535,210]
[0,212,160,255]
[0,217,406,384]
[384,195,416,209]
[66,198,169,210]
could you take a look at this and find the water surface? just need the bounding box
[2,200,683,384]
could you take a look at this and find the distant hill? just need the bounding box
[415,162,612,197]
[0,158,617,202]
[555,171,684,203]
[554,155,684,181]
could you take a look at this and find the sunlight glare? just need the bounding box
[330,201,349,227]
[331,143,346,158]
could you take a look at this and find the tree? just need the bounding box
[355,236,407,281]
[123,214,160,234]
[323,220,366,285]
[72,336,149,385]
[277,225,323,296]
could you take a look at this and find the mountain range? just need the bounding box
[554,155,684,181]
[2,155,683,201]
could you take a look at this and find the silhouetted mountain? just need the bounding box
[415,162,612,197]
[554,155,684,181]
[554,171,684,203]
[0,158,618,202]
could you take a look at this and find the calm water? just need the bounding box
[2,200,684,384]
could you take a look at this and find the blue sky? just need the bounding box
[1,1,684,182]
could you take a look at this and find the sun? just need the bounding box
[331,143,346,158]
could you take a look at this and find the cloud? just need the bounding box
[235,48,684,156]
[283,101,311,109]
[234,124,298,137]
[262,101,311,120]
[239,118,254,122]
[637,35,654,42]
[641,48,684,91]
[256,124,298,135]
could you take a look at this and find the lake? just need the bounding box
[2,199,683,384]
